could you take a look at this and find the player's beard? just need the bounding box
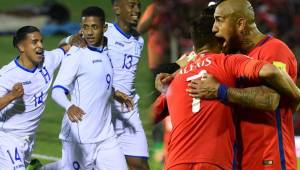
[222,35,241,54]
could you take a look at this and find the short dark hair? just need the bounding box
[13,26,40,48]
[81,6,105,24]
[190,5,216,49]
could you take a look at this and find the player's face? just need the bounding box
[212,4,240,53]
[18,32,44,65]
[81,16,105,46]
[118,0,141,27]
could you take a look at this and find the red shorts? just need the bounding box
[168,163,224,170]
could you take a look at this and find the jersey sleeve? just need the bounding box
[258,42,297,81]
[0,74,14,115]
[52,48,81,93]
[225,54,268,81]
[47,48,66,70]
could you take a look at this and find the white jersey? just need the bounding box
[0,48,64,137]
[53,46,115,143]
[104,23,144,106]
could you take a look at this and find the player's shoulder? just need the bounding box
[0,59,18,76]
[106,22,114,30]
[135,33,144,44]
[220,53,253,64]
[66,46,82,56]
[265,37,291,51]
[0,59,18,79]
[43,48,65,56]
[226,53,252,59]
[104,22,115,37]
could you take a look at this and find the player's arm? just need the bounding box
[52,87,84,122]
[258,63,300,101]
[188,74,280,111]
[58,34,87,50]
[137,3,157,34]
[52,50,84,122]
[113,88,134,111]
[187,56,300,111]
[0,83,24,110]
[227,86,280,111]
[151,94,169,124]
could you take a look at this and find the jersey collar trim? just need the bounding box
[87,46,104,53]
[257,34,272,47]
[14,57,37,73]
[113,22,131,39]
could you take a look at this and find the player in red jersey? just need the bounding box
[160,6,300,170]
[188,0,298,169]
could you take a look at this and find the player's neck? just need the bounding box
[88,37,104,48]
[116,20,131,35]
[195,44,221,54]
[240,27,265,54]
[19,55,35,70]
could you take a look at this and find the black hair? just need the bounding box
[81,6,105,24]
[190,5,216,49]
[13,26,40,48]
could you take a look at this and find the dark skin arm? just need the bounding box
[113,90,134,111]
[187,64,300,111]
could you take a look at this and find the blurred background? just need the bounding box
[0,0,299,169]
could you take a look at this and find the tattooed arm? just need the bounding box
[187,75,280,111]
[227,86,280,111]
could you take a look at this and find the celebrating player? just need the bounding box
[162,6,300,170]
[48,6,134,170]
[188,0,298,169]
[62,1,149,169]
[107,0,149,169]
[0,26,67,170]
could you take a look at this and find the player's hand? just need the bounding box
[67,105,85,122]
[114,90,134,111]
[155,73,174,93]
[9,83,24,99]
[187,74,220,99]
[69,33,87,48]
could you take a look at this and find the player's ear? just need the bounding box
[237,18,247,35]
[113,4,121,16]
[17,42,25,53]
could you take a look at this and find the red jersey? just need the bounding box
[236,35,298,170]
[165,53,267,170]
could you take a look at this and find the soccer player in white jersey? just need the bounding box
[106,0,149,169]
[58,1,148,169]
[0,26,67,170]
[48,7,133,170]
